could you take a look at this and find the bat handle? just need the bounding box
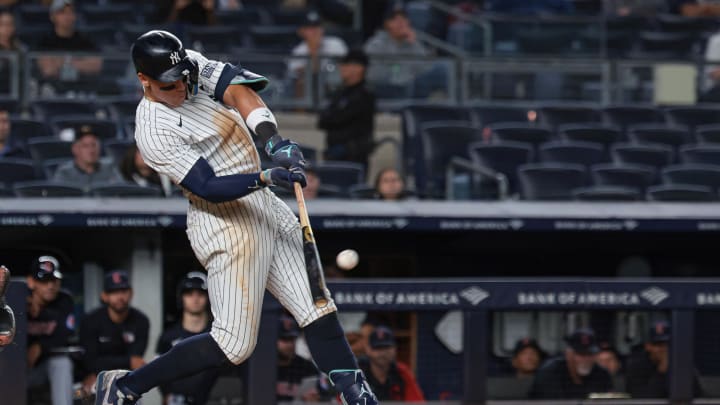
[294,182,310,228]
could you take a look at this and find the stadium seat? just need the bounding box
[471,106,528,128]
[17,4,53,25]
[215,8,269,26]
[679,144,720,165]
[635,31,695,59]
[572,186,642,201]
[537,106,600,129]
[517,163,587,200]
[13,181,85,197]
[662,164,720,190]
[539,141,606,166]
[31,100,103,121]
[51,117,119,141]
[76,25,121,49]
[90,184,163,198]
[348,184,377,200]
[79,4,140,25]
[628,125,690,148]
[602,105,664,136]
[0,158,39,186]
[647,184,716,202]
[446,22,484,54]
[696,124,720,144]
[468,141,533,195]
[665,107,720,134]
[0,98,19,114]
[269,8,308,25]
[7,118,51,152]
[42,158,72,179]
[312,161,365,192]
[104,139,135,164]
[591,163,656,192]
[106,97,142,122]
[0,184,12,197]
[559,124,622,148]
[248,26,299,54]
[187,26,243,53]
[491,124,553,147]
[27,138,73,163]
[611,143,674,170]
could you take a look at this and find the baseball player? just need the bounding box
[94,30,378,405]
[0,265,15,350]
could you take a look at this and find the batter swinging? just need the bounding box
[94,30,378,405]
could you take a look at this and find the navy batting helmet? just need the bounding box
[131,30,196,83]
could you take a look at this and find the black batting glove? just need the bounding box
[265,135,307,170]
[262,167,307,191]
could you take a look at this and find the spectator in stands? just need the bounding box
[317,49,376,169]
[359,326,425,401]
[26,255,76,405]
[625,320,703,398]
[365,4,428,57]
[701,30,720,102]
[303,167,321,200]
[37,0,102,81]
[510,337,545,379]
[374,168,410,201]
[156,272,219,405]
[217,0,241,10]
[120,144,173,196]
[0,109,21,157]
[289,10,348,96]
[486,0,575,14]
[79,271,150,396]
[276,314,327,403]
[0,8,23,51]
[596,342,624,391]
[604,0,668,16]
[53,125,122,191]
[528,328,612,399]
[153,0,216,25]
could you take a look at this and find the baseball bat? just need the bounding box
[294,182,329,308]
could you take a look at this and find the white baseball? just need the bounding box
[336,249,359,271]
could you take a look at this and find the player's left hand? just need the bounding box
[268,139,307,170]
[263,167,307,190]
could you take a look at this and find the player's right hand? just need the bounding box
[263,167,307,190]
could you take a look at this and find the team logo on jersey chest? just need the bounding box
[169,51,181,65]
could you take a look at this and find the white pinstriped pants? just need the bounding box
[185,188,336,364]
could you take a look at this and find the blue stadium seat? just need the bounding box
[79,4,140,25]
[31,100,103,121]
[662,164,720,190]
[696,124,720,144]
[312,161,365,192]
[106,97,142,122]
[517,163,587,200]
[491,124,553,147]
[539,141,606,166]
[447,22,484,54]
[471,106,528,128]
[559,124,622,148]
[27,138,73,163]
[42,158,72,179]
[17,4,53,25]
[187,26,243,53]
[611,143,674,171]
[469,141,533,195]
[602,105,664,136]
[76,25,122,49]
[628,125,690,148]
[13,181,85,197]
[90,183,163,198]
[0,98,19,114]
[104,139,135,164]
[51,117,119,141]
[679,144,720,165]
[591,163,656,192]
[215,8,269,26]
[572,186,642,201]
[348,184,377,200]
[7,118,51,154]
[634,31,696,59]
[268,9,307,25]
[647,184,716,202]
[665,107,720,135]
[538,106,600,129]
[0,158,39,186]
[248,26,299,54]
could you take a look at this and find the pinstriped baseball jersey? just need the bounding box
[134,50,337,364]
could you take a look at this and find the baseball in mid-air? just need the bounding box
[336,249,359,271]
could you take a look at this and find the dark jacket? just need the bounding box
[359,356,425,401]
[26,289,76,363]
[317,80,376,167]
[79,306,149,374]
[528,356,612,399]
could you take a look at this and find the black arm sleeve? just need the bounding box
[180,158,265,203]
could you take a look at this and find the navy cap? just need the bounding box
[649,320,670,343]
[178,271,207,294]
[340,49,369,67]
[32,255,63,281]
[369,326,396,349]
[279,315,300,339]
[302,10,322,26]
[104,270,131,292]
[513,337,542,357]
[383,2,407,21]
[565,328,600,355]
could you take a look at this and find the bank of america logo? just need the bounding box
[641,287,670,305]
[460,286,489,306]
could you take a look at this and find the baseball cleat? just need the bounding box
[94,370,140,405]
[329,369,379,405]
